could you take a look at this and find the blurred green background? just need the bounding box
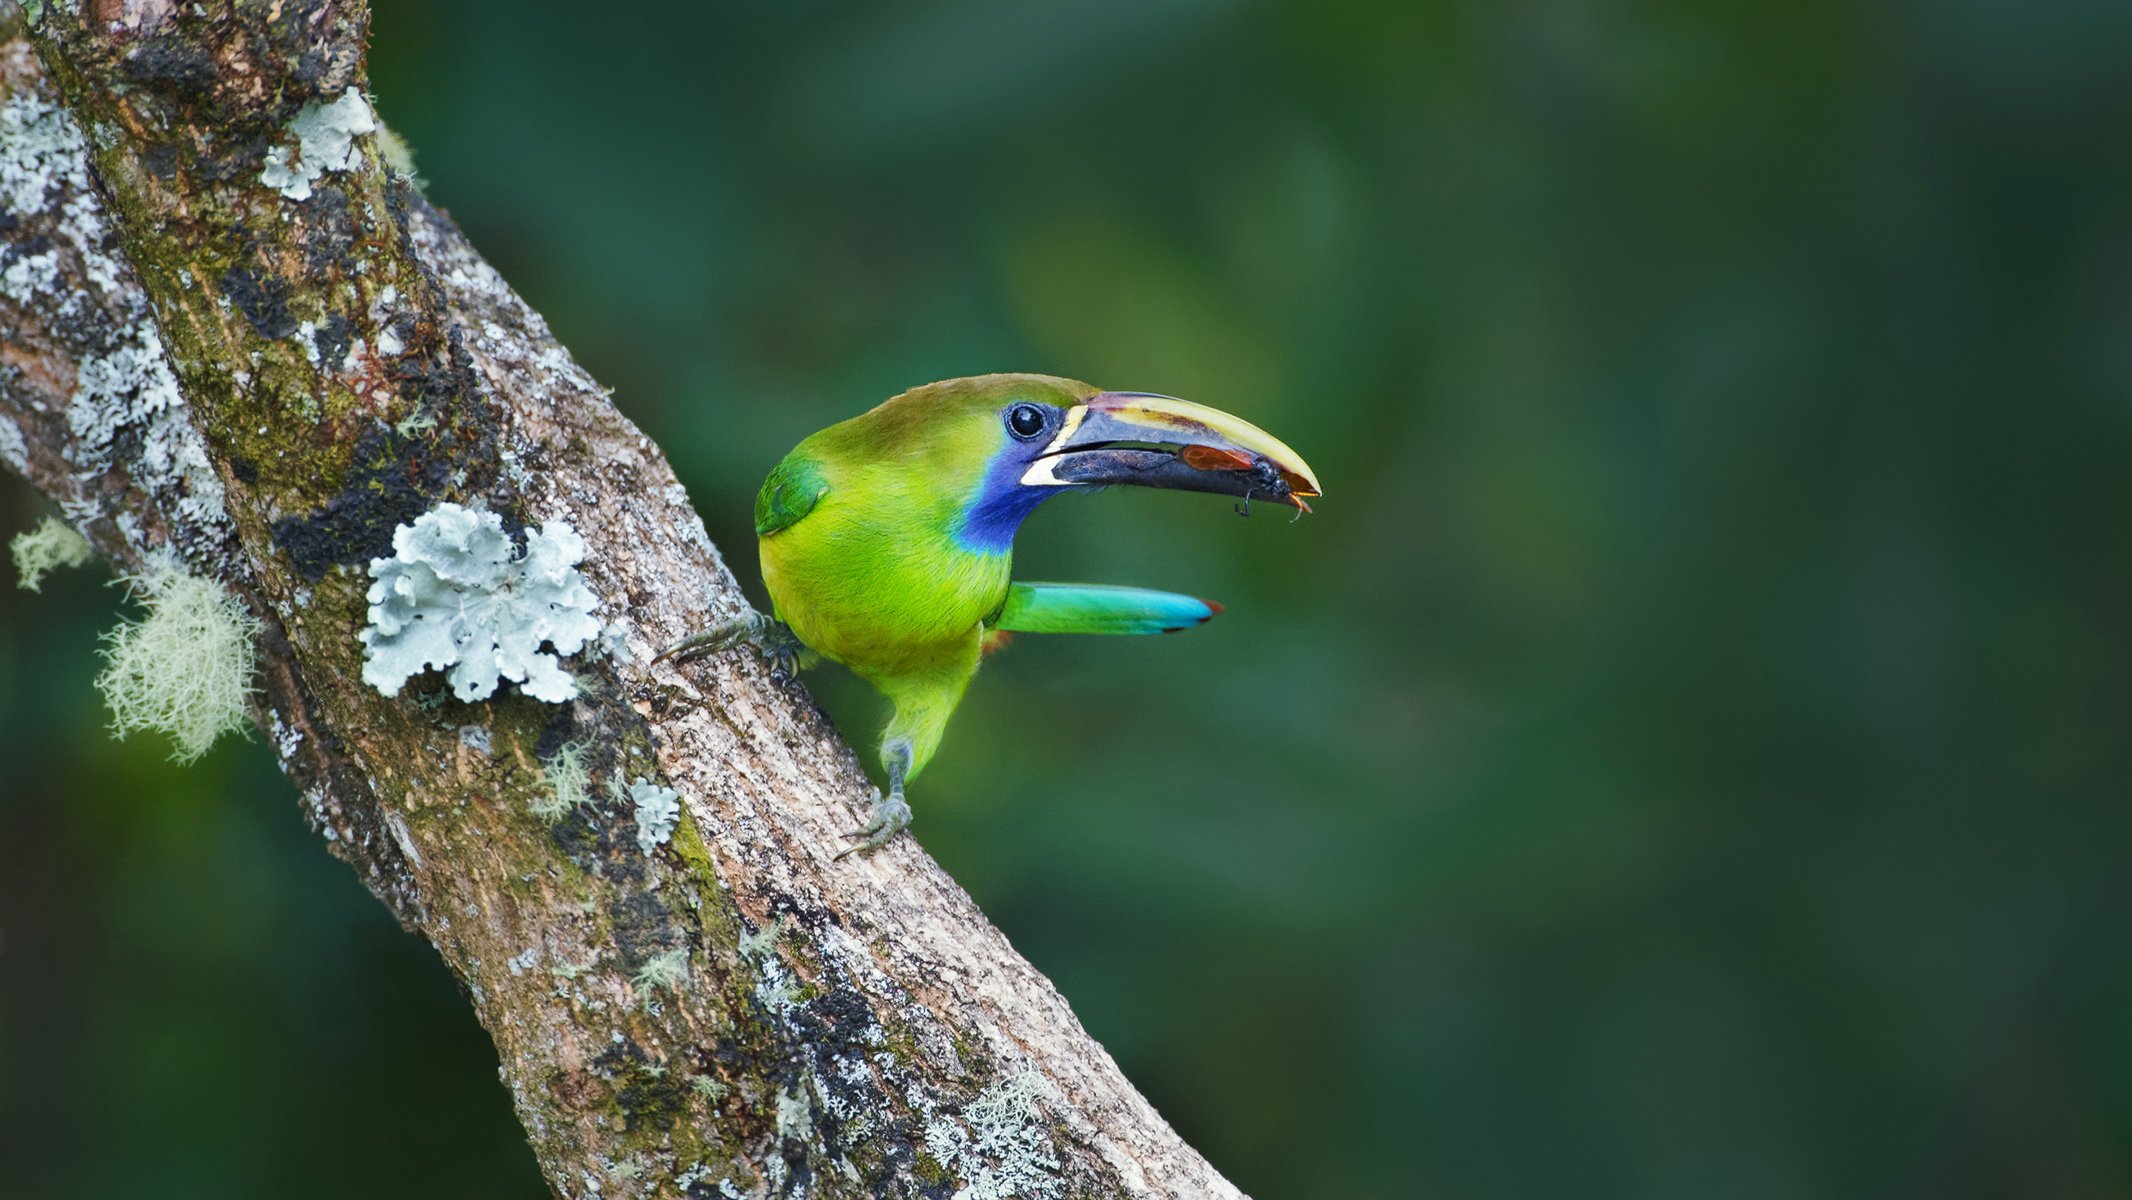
[6,1,2131,1196]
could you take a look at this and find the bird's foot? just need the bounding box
[833,788,912,860]
[656,610,807,680]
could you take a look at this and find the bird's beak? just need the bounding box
[1018,392,1323,512]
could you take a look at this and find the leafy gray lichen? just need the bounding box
[776,1083,813,1141]
[359,503,601,703]
[631,778,681,854]
[259,88,375,201]
[96,557,261,764]
[11,515,93,590]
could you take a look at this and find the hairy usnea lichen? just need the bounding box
[532,738,594,823]
[11,514,93,590]
[95,557,261,764]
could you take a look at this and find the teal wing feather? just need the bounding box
[755,454,829,537]
[993,582,1221,635]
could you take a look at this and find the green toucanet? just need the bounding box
[661,374,1320,856]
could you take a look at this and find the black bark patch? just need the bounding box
[311,311,354,370]
[268,423,443,579]
[777,1154,815,1196]
[608,885,680,974]
[105,418,147,469]
[141,141,179,182]
[219,265,297,339]
[392,323,479,407]
[1,234,53,276]
[593,1040,687,1133]
[294,49,332,88]
[119,37,219,94]
[534,706,581,760]
[194,130,274,185]
[616,1066,686,1133]
[550,808,602,859]
[300,184,358,273]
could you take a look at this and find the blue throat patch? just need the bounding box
[956,453,1056,555]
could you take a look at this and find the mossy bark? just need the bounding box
[0,4,1243,1199]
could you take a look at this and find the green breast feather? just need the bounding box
[755,454,829,537]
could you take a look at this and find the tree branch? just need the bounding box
[0,4,1243,1197]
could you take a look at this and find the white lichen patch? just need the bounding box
[65,318,225,531]
[532,739,593,823]
[923,1072,1064,1200]
[810,1060,879,1143]
[0,88,232,559]
[95,557,261,764]
[1,246,60,301]
[259,87,375,201]
[630,778,681,854]
[11,515,94,590]
[270,713,302,763]
[0,88,81,219]
[0,416,26,473]
[359,503,601,703]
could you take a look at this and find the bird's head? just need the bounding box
[845,373,1321,554]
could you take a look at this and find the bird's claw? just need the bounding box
[764,639,803,683]
[654,618,751,665]
[657,611,806,681]
[833,789,912,860]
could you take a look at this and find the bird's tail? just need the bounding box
[993,582,1222,636]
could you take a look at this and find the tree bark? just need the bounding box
[0,5,1244,1197]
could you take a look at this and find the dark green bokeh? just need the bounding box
[6,2,2130,1196]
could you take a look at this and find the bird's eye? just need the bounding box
[1006,403,1048,441]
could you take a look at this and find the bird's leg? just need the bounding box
[655,609,807,680]
[835,738,914,859]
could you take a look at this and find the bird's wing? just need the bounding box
[754,454,829,537]
[992,582,1222,635]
